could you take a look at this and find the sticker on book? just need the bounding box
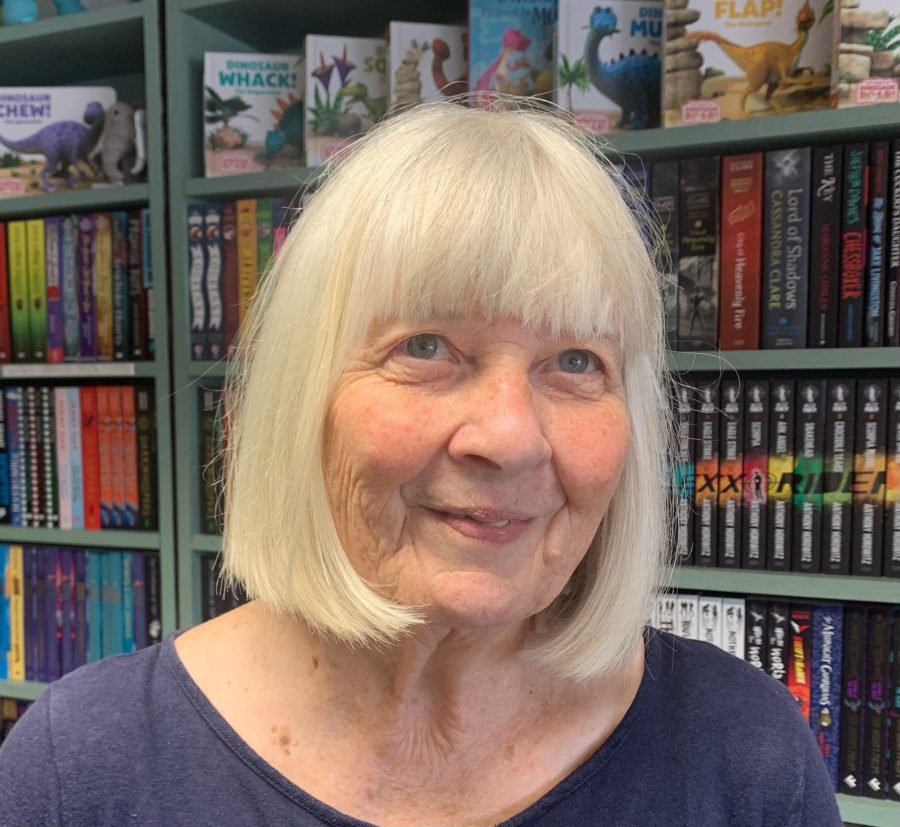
[835,1,900,108]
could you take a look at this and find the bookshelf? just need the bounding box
[0,0,176,702]
[164,2,899,823]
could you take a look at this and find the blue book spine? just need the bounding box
[60,548,74,675]
[67,387,84,530]
[142,209,153,357]
[0,545,7,680]
[74,550,87,668]
[0,384,9,525]
[44,547,60,683]
[86,551,103,663]
[131,552,147,650]
[5,388,22,527]
[121,552,134,654]
[101,551,114,658]
[812,604,844,791]
[61,216,80,361]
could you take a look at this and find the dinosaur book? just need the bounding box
[469,0,557,106]
[834,0,900,107]
[388,22,468,112]
[304,35,387,166]
[0,87,117,197]
[203,52,305,177]
[663,0,833,126]
[557,0,663,132]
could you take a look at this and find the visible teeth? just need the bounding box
[476,519,510,527]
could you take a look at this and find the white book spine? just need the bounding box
[698,596,722,649]
[67,388,84,530]
[677,594,699,640]
[54,387,72,530]
[656,594,676,634]
[721,596,746,659]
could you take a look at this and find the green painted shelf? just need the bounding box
[0,527,160,550]
[0,185,150,220]
[185,170,314,199]
[193,534,222,552]
[667,348,900,373]
[0,362,159,380]
[0,678,46,702]
[188,360,228,380]
[836,796,900,827]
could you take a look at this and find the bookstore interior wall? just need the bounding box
[1,0,900,824]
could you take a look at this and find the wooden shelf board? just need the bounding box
[667,348,900,373]
[0,527,161,550]
[0,185,150,220]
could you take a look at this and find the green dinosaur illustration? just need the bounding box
[341,82,387,121]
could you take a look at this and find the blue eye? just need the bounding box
[558,349,598,374]
[404,333,443,359]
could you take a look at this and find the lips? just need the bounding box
[423,505,534,543]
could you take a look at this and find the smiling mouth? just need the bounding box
[424,506,533,528]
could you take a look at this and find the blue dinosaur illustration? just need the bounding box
[0,101,106,191]
[585,6,661,129]
[264,97,304,161]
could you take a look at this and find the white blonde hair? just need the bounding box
[222,100,673,681]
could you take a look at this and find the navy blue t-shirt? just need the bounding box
[0,628,841,826]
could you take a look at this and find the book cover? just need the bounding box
[60,216,79,362]
[853,379,888,576]
[132,552,147,650]
[866,141,888,346]
[834,0,900,107]
[188,204,207,360]
[698,595,723,649]
[721,596,745,658]
[840,143,869,347]
[767,381,795,570]
[649,160,679,348]
[720,153,762,349]
[792,379,825,572]
[304,35,386,165]
[742,379,769,569]
[85,551,102,663]
[840,604,868,794]
[136,386,157,530]
[811,603,843,790]
[888,139,900,346]
[127,211,146,359]
[886,378,900,577]
[388,21,468,112]
[673,383,695,564]
[788,602,813,723]
[762,147,811,348]
[676,593,699,639]
[96,386,114,529]
[663,0,833,126]
[111,211,130,361]
[863,604,890,797]
[203,52,304,176]
[809,145,842,348]
[0,223,11,362]
[43,216,64,364]
[79,386,101,531]
[694,379,720,566]
[745,597,768,672]
[39,385,57,530]
[5,388,22,527]
[766,600,789,686]
[556,0,662,132]
[204,203,224,361]
[717,378,743,568]
[6,221,29,362]
[677,158,719,350]
[121,385,139,529]
[93,212,113,360]
[236,199,258,325]
[66,387,84,530]
[823,379,855,575]
[25,219,46,362]
[221,201,240,356]
[76,213,96,359]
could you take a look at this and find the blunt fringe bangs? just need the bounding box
[221,100,674,682]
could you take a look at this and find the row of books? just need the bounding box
[0,212,154,363]
[188,199,295,361]
[198,385,225,534]
[0,546,162,684]
[199,552,247,621]
[645,142,900,352]
[0,698,29,746]
[672,376,900,577]
[655,593,900,799]
[0,384,158,530]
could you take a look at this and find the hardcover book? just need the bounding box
[833,0,900,107]
[388,21,468,112]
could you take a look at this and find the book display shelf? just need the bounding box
[166,2,899,824]
[0,1,176,702]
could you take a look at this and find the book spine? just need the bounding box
[788,602,813,724]
[792,379,825,573]
[26,547,38,682]
[650,161,679,349]
[121,386,139,528]
[0,387,9,524]
[136,386,157,529]
[886,379,900,577]
[236,199,259,326]
[111,211,130,361]
[94,213,113,361]
[146,553,161,645]
[888,140,900,346]
[5,388,22,526]
[889,607,900,801]
[44,547,59,683]
[673,383,695,564]
[698,596,722,649]
[720,596,744,658]
[67,387,84,530]
[694,380,719,566]
[54,388,71,530]
[256,197,274,285]
[7,221,30,362]
[40,386,57,529]
[717,379,743,568]
[79,386,101,531]
[811,604,843,791]
[127,211,145,359]
[142,208,153,357]
[131,552,147,650]
[44,216,64,364]
[676,158,719,351]
[656,594,676,635]
[840,144,868,347]
[7,545,24,680]
[109,387,126,528]
[824,379,856,575]
[108,551,123,655]
[101,552,114,657]
[201,553,216,621]
[25,218,46,362]
[97,386,113,529]
[866,142,888,347]
[188,204,207,360]
[24,387,39,528]
[863,605,890,798]
[60,548,73,675]
[121,552,133,654]
[719,153,762,350]
[766,600,789,687]
[74,550,87,669]
[204,204,224,361]
[745,598,768,672]
[0,223,11,362]
[809,146,842,348]
[0,546,8,681]
[200,386,219,535]
[61,216,79,362]
[77,214,96,360]
[16,388,28,527]
[676,594,699,640]
[767,381,795,571]
[221,201,240,356]
[762,147,810,348]
[853,379,888,576]
[86,551,102,663]
[840,604,868,795]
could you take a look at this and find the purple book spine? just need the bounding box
[60,548,74,676]
[34,548,46,683]
[24,547,36,681]
[44,547,60,682]
[77,214,96,359]
[131,552,147,650]
[44,216,66,363]
[74,550,87,668]
[812,604,843,790]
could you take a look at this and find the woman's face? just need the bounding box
[323,317,631,630]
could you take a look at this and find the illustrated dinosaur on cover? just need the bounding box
[686,0,818,113]
[431,36,469,96]
[475,27,532,95]
[585,6,661,129]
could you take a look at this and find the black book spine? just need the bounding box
[840,605,868,796]
[866,142,889,347]
[766,600,789,686]
[694,379,719,567]
[742,380,769,569]
[792,379,825,573]
[651,160,680,350]
[888,606,900,801]
[145,553,161,645]
[809,146,842,348]
[200,553,216,621]
[674,383,695,565]
[840,143,868,347]
[767,381,795,571]
[852,380,888,576]
[886,378,900,577]
[823,379,855,575]
[717,379,743,568]
[136,386,157,530]
[863,605,890,798]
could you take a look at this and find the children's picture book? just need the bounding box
[203,52,305,177]
[0,87,117,197]
[388,22,468,112]
[556,0,663,132]
[834,0,900,106]
[304,35,387,166]
[469,0,557,106]
[663,0,833,126]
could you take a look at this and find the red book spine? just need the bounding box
[121,385,139,529]
[719,154,762,350]
[0,223,11,362]
[96,386,113,529]
[109,386,126,528]
[79,387,101,530]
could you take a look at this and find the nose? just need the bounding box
[446,365,551,476]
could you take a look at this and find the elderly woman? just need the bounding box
[0,103,839,827]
